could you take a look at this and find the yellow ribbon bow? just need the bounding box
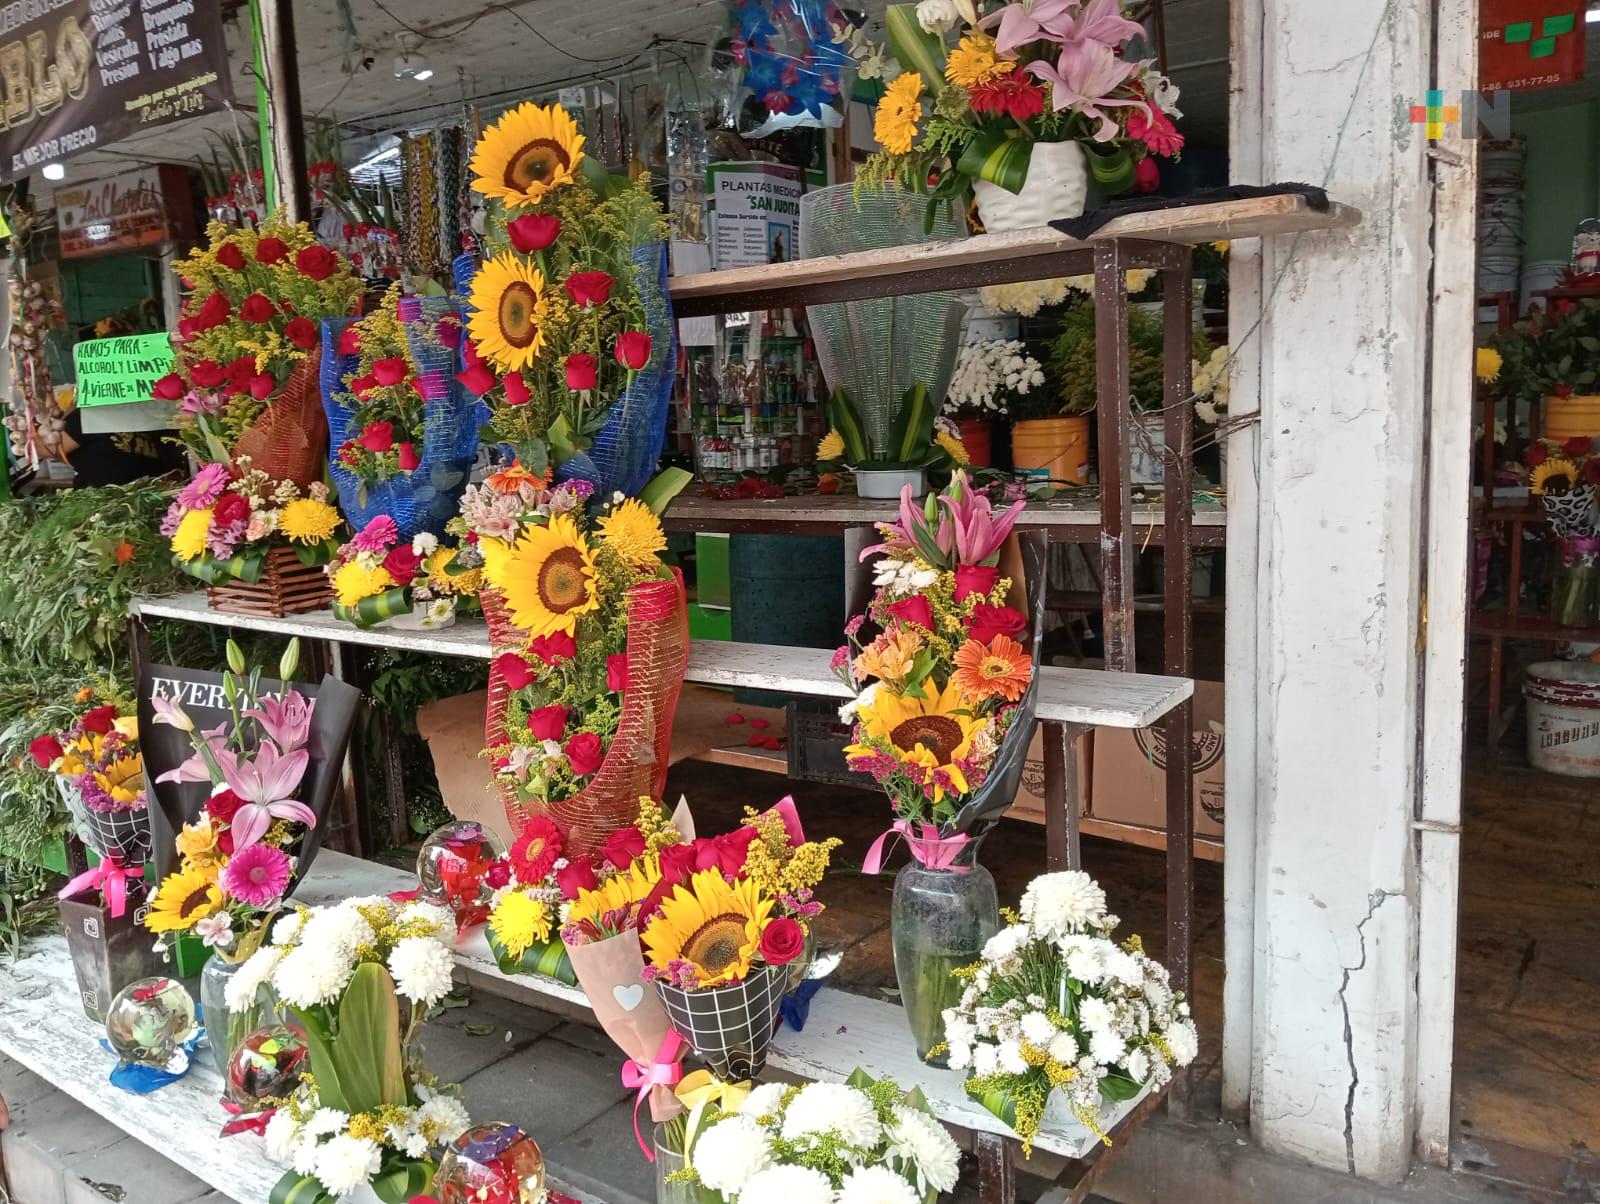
[674,1072,754,1170]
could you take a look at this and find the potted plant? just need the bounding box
[851,1,1184,232]
[1492,298,1600,442]
[816,383,972,497]
[943,337,1047,467]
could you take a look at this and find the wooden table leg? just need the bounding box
[976,1132,1016,1204]
[1044,721,1086,872]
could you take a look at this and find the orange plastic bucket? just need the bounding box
[1012,416,1090,485]
[1544,394,1600,441]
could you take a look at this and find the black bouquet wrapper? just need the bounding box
[655,966,788,1082]
[60,880,159,1024]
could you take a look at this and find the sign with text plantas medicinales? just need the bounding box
[0,0,233,180]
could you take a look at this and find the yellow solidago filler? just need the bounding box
[280,498,341,544]
[489,889,552,960]
[171,508,213,561]
[817,429,845,461]
[634,796,683,855]
[597,498,667,565]
[875,72,923,155]
[333,560,395,608]
[945,33,1013,87]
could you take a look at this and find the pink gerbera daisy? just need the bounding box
[222,843,292,906]
[178,462,232,511]
[352,514,399,553]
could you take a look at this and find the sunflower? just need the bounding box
[145,865,224,933]
[946,33,1013,87]
[93,754,145,806]
[845,680,985,802]
[817,429,846,461]
[280,498,341,544]
[1530,459,1579,496]
[875,72,924,155]
[469,101,584,209]
[170,508,212,561]
[936,430,970,465]
[488,514,600,636]
[333,559,395,607]
[642,870,774,987]
[489,889,553,960]
[567,854,660,936]
[468,256,551,373]
[951,633,1033,702]
[597,498,666,565]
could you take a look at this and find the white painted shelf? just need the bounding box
[131,593,1191,729]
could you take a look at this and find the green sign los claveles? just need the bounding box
[73,333,174,407]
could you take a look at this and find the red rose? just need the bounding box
[337,326,362,356]
[458,362,496,395]
[527,705,568,742]
[886,595,933,630]
[151,372,186,401]
[658,841,700,887]
[601,825,647,870]
[759,917,806,966]
[555,856,598,900]
[508,214,562,253]
[207,788,245,823]
[953,563,1000,602]
[564,270,615,308]
[212,493,250,526]
[177,315,198,340]
[225,355,256,387]
[1552,384,1575,398]
[495,653,535,690]
[193,291,230,331]
[295,244,338,280]
[349,372,380,400]
[485,861,512,890]
[462,339,484,368]
[27,734,62,768]
[248,373,276,400]
[397,442,420,471]
[437,318,461,350]
[606,654,629,692]
[189,360,225,389]
[372,357,408,387]
[967,602,1026,644]
[1587,460,1600,486]
[530,632,576,664]
[1526,444,1549,467]
[565,731,604,776]
[1564,435,1593,458]
[255,236,289,264]
[357,421,395,453]
[564,354,597,392]
[382,543,424,582]
[1133,156,1161,193]
[240,292,275,324]
[79,705,117,734]
[503,371,531,406]
[215,241,246,270]
[614,332,652,371]
[714,826,759,876]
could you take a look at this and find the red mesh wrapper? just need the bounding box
[232,349,328,490]
[483,569,689,858]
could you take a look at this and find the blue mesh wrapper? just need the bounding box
[320,296,486,540]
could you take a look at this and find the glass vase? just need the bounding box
[200,953,280,1077]
[1553,537,1600,628]
[890,841,999,1066]
[654,1126,723,1204]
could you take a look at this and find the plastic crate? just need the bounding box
[786,700,860,788]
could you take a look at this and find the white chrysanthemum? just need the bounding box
[314,1134,382,1196]
[883,1105,960,1192]
[306,1108,351,1138]
[839,1164,920,1204]
[972,1041,1000,1076]
[694,1116,773,1196]
[1047,1032,1079,1065]
[981,925,1028,964]
[914,0,959,31]
[1125,1046,1151,1084]
[943,1013,974,1048]
[1089,1028,1128,1067]
[947,1040,972,1070]
[1165,1019,1199,1065]
[736,1165,835,1204]
[997,1040,1029,1076]
[225,947,283,1013]
[300,903,376,959]
[290,1133,323,1177]
[263,1108,302,1162]
[1064,941,1104,985]
[781,1083,882,1148]
[1020,872,1109,941]
[273,942,354,1009]
[272,909,309,947]
[1103,949,1144,987]
[397,900,456,943]
[1020,1011,1056,1047]
[418,1091,472,1143]
[389,935,455,1005]
[735,1082,791,1122]
[1078,996,1114,1036]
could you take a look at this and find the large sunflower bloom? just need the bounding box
[1530,459,1579,496]
[951,633,1033,702]
[568,854,660,937]
[597,498,666,565]
[845,680,985,802]
[469,101,584,208]
[144,865,224,933]
[468,256,551,373]
[642,869,774,987]
[488,514,599,636]
[875,72,924,155]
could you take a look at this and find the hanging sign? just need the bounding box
[55,164,189,256]
[709,162,802,270]
[0,0,234,180]
[1480,1,1585,92]
[73,332,173,407]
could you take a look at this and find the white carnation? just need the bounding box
[263,1108,302,1161]
[1020,1011,1056,1047]
[313,1134,382,1196]
[225,948,282,1013]
[1020,871,1109,941]
[388,935,456,1005]
[781,1082,882,1149]
[839,1164,920,1204]
[1165,1019,1199,1065]
[273,943,354,1009]
[694,1115,773,1196]
[736,1165,835,1204]
[972,1041,1000,1076]
[883,1105,960,1193]
[914,0,959,31]
[735,1082,791,1122]
[1047,1032,1079,1065]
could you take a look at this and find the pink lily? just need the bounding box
[155,724,236,785]
[939,470,1025,565]
[1059,0,1144,50]
[982,0,1077,55]
[1025,40,1146,140]
[221,741,314,848]
[242,690,315,754]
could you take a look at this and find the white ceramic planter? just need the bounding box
[855,468,926,499]
[974,141,1089,234]
[378,605,457,631]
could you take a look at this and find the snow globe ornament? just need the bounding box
[104,977,199,1072]
[225,1024,309,1108]
[433,1122,546,1204]
[417,820,505,930]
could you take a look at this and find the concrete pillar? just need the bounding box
[1226,0,1438,1182]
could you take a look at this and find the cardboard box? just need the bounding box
[59,883,159,1023]
[416,690,512,845]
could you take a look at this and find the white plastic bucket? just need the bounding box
[1524,661,1600,776]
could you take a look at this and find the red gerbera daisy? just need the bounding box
[509,817,565,884]
[970,76,1046,122]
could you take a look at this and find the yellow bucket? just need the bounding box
[1545,394,1600,441]
[1012,416,1091,485]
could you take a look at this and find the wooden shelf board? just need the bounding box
[1470,611,1600,642]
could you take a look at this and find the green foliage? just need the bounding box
[1492,298,1600,405]
[1044,297,1216,418]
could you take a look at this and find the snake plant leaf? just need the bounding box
[957,129,1033,196]
[884,4,949,95]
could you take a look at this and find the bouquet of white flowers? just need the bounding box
[939,871,1197,1154]
[678,1071,962,1204]
[943,339,1045,418]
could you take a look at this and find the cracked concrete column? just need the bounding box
[1228,0,1435,1184]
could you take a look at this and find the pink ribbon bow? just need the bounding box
[58,853,143,918]
[862,821,971,875]
[620,1031,686,1160]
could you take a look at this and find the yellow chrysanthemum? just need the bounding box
[567,854,661,935]
[946,34,1013,87]
[171,508,213,561]
[488,514,599,637]
[426,547,479,596]
[333,560,395,607]
[469,101,585,209]
[936,430,970,465]
[1530,459,1579,496]
[1476,347,1502,383]
[642,869,775,988]
[144,865,223,934]
[597,498,666,565]
[489,888,552,960]
[467,255,550,373]
[175,818,221,865]
[875,72,923,156]
[280,498,341,544]
[817,429,846,461]
[844,680,986,803]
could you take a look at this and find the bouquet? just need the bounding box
[943,338,1046,420]
[237,896,475,1202]
[1524,435,1600,536]
[939,871,1197,1153]
[457,469,688,856]
[327,516,480,630]
[161,458,344,584]
[673,1071,962,1204]
[32,690,148,868]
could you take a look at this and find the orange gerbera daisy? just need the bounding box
[951,633,1033,702]
[488,463,550,494]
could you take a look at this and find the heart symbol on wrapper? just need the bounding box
[613,984,645,1012]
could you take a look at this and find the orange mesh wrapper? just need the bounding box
[483,569,689,858]
[232,348,328,490]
